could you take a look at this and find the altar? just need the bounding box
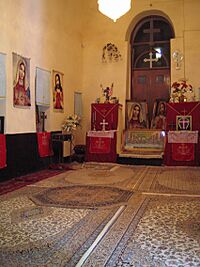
[86,103,122,162]
[164,102,200,166]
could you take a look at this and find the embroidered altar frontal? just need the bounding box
[123,130,165,152]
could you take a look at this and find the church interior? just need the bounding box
[0,0,200,266]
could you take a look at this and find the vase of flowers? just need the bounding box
[61,114,81,133]
[170,80,194,102]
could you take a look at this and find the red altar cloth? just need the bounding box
[86,131,117,162]
[37,132,53,157]
[0,134,6,169]
[172,143,194,161]
[91,103,121,131]
[164,102,200,165]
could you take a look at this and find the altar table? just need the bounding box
[86,130,117,162]
[164,102,200,166]
[164,131,199,166]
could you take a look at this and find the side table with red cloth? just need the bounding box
[164,102,200,166]
[164,131,199,166]
[86,130,117,162]
[0,134,6,169]
[37,132,53,157]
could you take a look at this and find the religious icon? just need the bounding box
[151,100,166,130]
[13,53,31,107]
[176,115,192,131]
[53,70,64,112]
[126,101,148,129]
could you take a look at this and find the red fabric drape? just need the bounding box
[0,134,6,169]
[37,132,53,157]
[89,137,111,154]
[164,102,200,166]
[91,103,121,131]
[172,143,194,161]
[86,133,117,163]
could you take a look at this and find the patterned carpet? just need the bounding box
[0,169,66,195]
[84,197,200,267]
[0,163,199,267]
[30,185,133,208]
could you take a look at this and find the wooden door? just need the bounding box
[132,69,170,120]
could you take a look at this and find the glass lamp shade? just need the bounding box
[98,0,131,22]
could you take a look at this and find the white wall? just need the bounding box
[0,0,83,134]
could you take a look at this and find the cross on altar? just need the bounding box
[178,116,190,130]
[144,52,158,69]
[181,109,188,115]
[178,144,190,155]
[95,138,105,149]
[100,119,108,131]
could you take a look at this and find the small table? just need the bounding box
[51,133,72,163]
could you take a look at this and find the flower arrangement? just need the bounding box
[170,80,194,102]
[61,114,81,132]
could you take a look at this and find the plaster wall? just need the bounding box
[80,0,200,143]
[0,0,83,134]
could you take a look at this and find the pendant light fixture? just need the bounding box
[98,0,131,22]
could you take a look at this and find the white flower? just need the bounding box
[61,114,81,132]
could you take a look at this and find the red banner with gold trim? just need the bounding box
[0,134,6,169]
[37,132,53,157]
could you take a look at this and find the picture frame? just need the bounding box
[150,100,166,130]
[0,116,4,134]
[126,100,149,129]
[13,53,31,108]
[176,115,192,131]
[52,70,64,112]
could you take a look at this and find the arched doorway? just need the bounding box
[131,16,174,121]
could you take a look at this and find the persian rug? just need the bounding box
[83,196,200,267]
[30,185,133,208]
[0,169,67,195]
[134,166,200,194]
[32,165,146,191]
[83,162,116,170]
[0,193,120,267]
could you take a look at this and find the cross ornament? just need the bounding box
[178,117,190,130]
[178,144,190,155]
[100,119,108,131]
[181,109,188,116]
[144,52,158,69]
[40,112,47,132]
[95,138,105,149]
